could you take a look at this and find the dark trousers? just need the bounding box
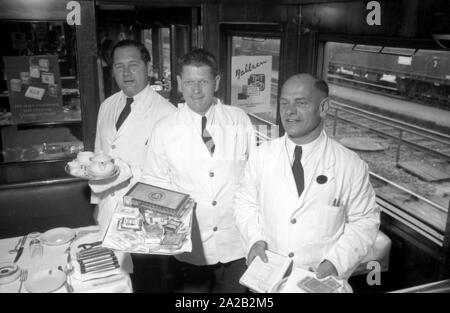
[170,258,247,293]
[130,254,171,292]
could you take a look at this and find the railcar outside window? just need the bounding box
[322,41,450,246]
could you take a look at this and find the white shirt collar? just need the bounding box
[120,84,149,110]
[285,130,325,165]
[185,98,219,135]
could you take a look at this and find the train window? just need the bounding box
[0,20,82,164]
[322,41,450,243]
[231,36,280,125]
[159,28,172,93]
[99,25,172,100]
[142,27,172,95]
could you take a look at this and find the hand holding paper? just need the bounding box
[315,259,338,279]
[240,250,292,293]
[247,240,268,266]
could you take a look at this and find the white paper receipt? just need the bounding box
[239,250,292,293]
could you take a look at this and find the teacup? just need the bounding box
[88,153,115,177]
[77,151,94,166]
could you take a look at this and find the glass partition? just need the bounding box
[0,20,83,164]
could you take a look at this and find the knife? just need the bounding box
[13,234,28,263]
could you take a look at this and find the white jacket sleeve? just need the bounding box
[91,103,106,204]
[233,144,266,256]
[322,161,380,279]
[94,102,105,155]
[90,103,133,196]
[245,116,257,160]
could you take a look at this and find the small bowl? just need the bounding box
[0,262,21,285]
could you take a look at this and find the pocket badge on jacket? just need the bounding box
[316,175,328,184]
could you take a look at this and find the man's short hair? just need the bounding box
[178,48,219,77]
[111,39,151,64]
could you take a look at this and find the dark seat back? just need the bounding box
[0,178,95,239]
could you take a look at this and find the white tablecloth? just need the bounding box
[0,226,133,293]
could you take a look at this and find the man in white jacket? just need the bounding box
[233,73,380,280]
[91,40,175,233]
[142,49,256,292]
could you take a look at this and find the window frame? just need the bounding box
[0,0,99,184]
[219,23,284,128]
[315,33,450,252]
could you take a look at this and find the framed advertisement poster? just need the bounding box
[231,55,272,114]
[4,55,64,124]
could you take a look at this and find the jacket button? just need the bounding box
[291,218,297,224]
[111,145,116,149]
[288,252,294,258]
[212,201,217,206]
[209,171,214,177]
[213,226,218,232]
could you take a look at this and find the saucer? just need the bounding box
[65,164,120,181]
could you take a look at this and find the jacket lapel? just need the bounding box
[210,102,238,163]
[114,87,153,141]
[270,136,299,205]
[293,133,336,216]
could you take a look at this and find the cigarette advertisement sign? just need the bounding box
[4,55,63,124]
[231,55,272,114]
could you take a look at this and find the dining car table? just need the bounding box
[0,225,133,293]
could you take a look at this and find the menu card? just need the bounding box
[239,250,293,293]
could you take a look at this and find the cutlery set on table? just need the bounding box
[1,226,128,293]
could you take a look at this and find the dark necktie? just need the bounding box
[292,146,304,197]
[116,97,133,130]
[202,116,215,155]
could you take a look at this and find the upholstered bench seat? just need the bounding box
[0,178,95,239]
[352,230,391,276]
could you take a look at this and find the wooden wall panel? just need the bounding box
[202,2,220,57]
[76,1,99,151]
[215,3,302,81]
[0,0,69,20]
[300,0,449,38]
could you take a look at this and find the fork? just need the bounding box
[18,269,28,293]
[58,266,74,293]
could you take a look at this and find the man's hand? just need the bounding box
[247,240,268,266]
[315,260,338,279]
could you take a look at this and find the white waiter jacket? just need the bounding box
[233,131,380,279]
[142,99,256,266]
[93,84,175,231]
